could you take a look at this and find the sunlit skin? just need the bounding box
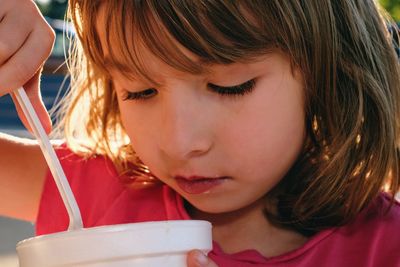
[96,10,308,258]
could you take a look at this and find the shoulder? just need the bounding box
[52,142,114,173]
[48,142,122,189]
[360,193,400,232]
[36,143,123,234]
[331,193,400,265]
[340,193,400,241]
[300,194,399,266]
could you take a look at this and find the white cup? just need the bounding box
[16,220,212,267]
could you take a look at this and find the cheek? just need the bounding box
[219,78,305,181]
[118,100,159,165]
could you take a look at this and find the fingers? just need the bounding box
[187,250,218,267]
[0,0,55,97]
[0,22,55,96]
[0,7,32,66]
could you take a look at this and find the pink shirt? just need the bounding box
[36,145,400,266]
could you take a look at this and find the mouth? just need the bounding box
[174,175,230,194]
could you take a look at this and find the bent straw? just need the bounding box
[13,87,83,231]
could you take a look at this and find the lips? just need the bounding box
[175,176,228,194]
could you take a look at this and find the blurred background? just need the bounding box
[0,0,399,266]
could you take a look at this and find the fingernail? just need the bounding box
[195,251,209,266]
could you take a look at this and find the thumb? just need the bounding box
[187,250,218,267]
[11,70,52,135]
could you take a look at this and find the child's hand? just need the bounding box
[0,0,55,133]
[187,250,218,267]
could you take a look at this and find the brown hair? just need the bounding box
[63,0,400,235]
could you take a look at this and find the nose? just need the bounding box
[158,90,213,161]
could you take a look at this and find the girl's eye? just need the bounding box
[122,79,256,101]
[122,88,158,101]
[208,79,256,97]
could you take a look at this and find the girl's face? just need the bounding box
[107,47,306,214]
[95,3,306,215]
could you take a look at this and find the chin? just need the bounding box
[185,196,245,215]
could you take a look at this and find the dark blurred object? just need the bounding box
[35,0,68,20]
[42,17,74,74]
[396,23,400,59]
[388,22,400,60]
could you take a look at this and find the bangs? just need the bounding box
[86,1,276,83]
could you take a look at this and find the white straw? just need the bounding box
[13,87,83,230]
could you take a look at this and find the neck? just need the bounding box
[187,199,308,258]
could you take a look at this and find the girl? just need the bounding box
[1,0,400,266]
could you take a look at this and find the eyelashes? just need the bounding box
[122,88,157,101]
[122,78,257,101]
[208,79,256,97]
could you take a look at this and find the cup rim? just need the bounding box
[17,220,211,248]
